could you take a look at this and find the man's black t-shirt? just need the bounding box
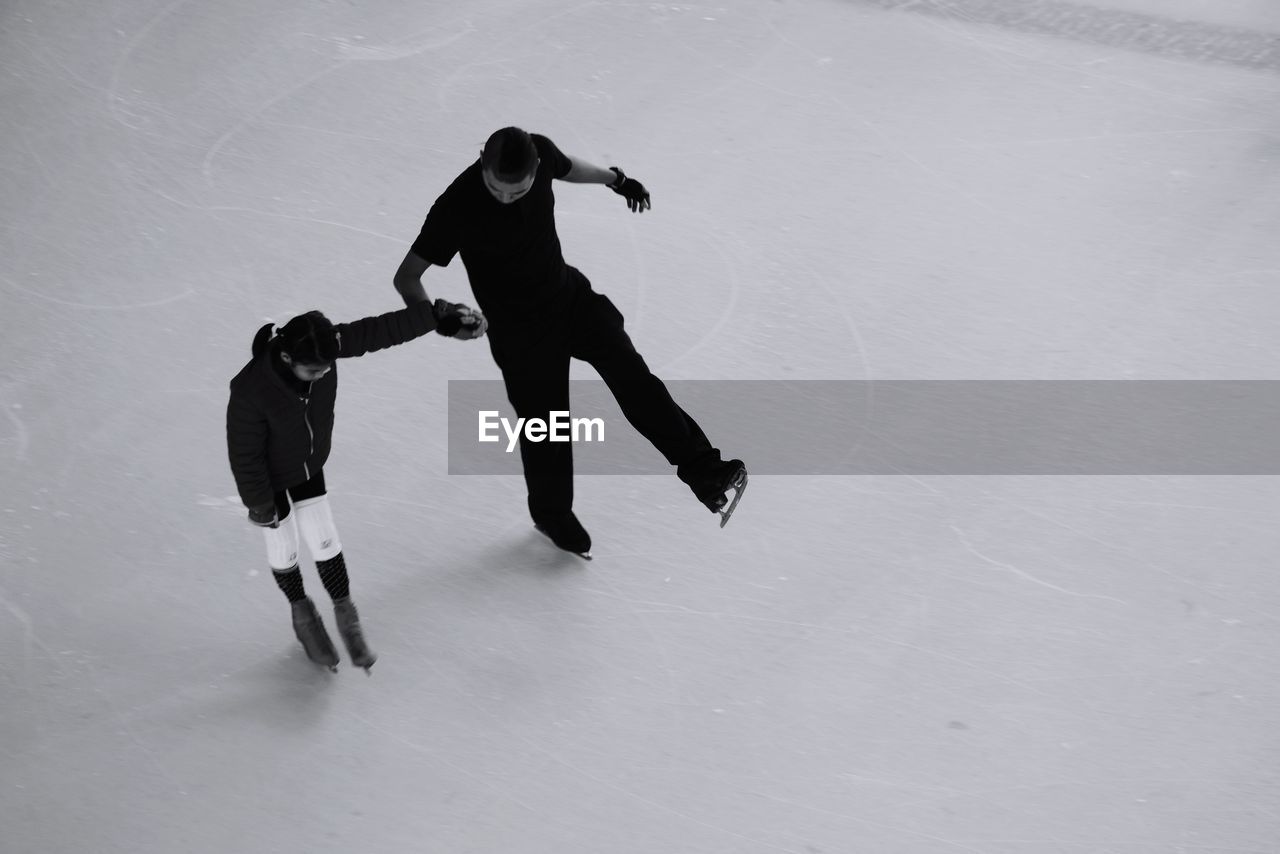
[410,134,574,327]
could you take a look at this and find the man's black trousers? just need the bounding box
[492,268,720,523]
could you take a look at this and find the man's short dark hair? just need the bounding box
[482,127,538,181]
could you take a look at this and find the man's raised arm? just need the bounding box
[561,154,651,213]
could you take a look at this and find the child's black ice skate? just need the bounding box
[291,596,339,671]
[534,512,593,560]
[694,459,748,528]
[333,597,377,674]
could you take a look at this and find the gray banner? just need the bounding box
[447,380,1280,475]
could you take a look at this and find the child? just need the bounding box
[226,300,484,671]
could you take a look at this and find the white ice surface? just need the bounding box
[2,1,1279,852]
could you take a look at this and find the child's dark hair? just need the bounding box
[278,311,338,365]
[482,127,538,181]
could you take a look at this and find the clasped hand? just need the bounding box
[433,298,488,340]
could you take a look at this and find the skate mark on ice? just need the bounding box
[930,126,1279,152]
[200,60,349,186]
[661,4,840,108]
[356,684,806,852]
[348,709,544,815]
[200,16,477,184]
[206,206,404,244]
[430,50,546,114]
[950,524,1127,605]
[1,274,195,311]
[196,494,246,519]
[751,789,993,853]
[0,584,39,680]
[327,23,475,63]
[954,489,1280,520]
[863,116,1002,215]
[973,489,1133,552]
[836,767,1038,813]
[588,569,685,709]
[875,772,1280,841]
[17,125,61,193]
[257,119,446,148]
[106,0,197,130]
[345,491,494,530]
[512,729,813,854]
[0,584,185,790]
[1099,498,1280,518]
[157,388,222,396]
[654,214,745,374]
[1,395,29,462]
[585,589,1048,696]
[19,36,98,95]
[785,252,895,477]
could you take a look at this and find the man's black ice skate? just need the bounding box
[333,597,377,674]
[292,596,340,671]
[693,459,748,528]
[534,512,593,560]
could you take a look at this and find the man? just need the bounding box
[394,127,746,558]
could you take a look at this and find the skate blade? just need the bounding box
[340,639,376,674]
[300,649,340,671]
[534,525,593,560]
[300,645,340,671]
[717,471,748,528]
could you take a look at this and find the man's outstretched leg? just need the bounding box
[570,282,747,523]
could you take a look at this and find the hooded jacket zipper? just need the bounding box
[302,381,315,480]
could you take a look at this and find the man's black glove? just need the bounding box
[609,167,650,213]
[433,298,487,339]
[248,503,278,528]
